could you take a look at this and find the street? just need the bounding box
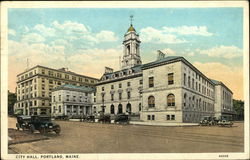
[8,117,244,153]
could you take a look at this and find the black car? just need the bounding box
[28,115,61,134]
[114,114,129,124]
[98,114,111,123]
[86,115,95,122]
[16,115,31,130]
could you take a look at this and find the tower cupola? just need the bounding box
[121,15,142,69]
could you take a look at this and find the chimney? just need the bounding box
[157,50,165,60]
[105,67,113,74]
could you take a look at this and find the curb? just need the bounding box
[8,137,49,146]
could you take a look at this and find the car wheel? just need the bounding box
[30,125,35,133]
[55,126,61,135]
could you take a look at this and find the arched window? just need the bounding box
[167,94,175,106]
[110,105,115,114]
[139,103,141,111]
[126,103,131,114]
[148,96,155,108]
[118,104,123,114]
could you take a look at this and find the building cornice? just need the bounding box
[17,65,99,81]
[96,73,142,86]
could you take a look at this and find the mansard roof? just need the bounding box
[52,84,95,93]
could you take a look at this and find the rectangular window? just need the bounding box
[152,115,155,120]
[111,85,114,89]
[188,76,190,87]
[166,115,170,120]
[192,78,194,89]
[111,94,114,101]
[102,87,104,91]
[147,115,151,120]
[49,80,53,84]
[66,95,69,101]
[139,79,143,85]
[171,115,175,120]
[168,73,174,85]
[184,73,186,86]
[127,82,130,87]
[94,98,96,102]
[59,95,61,101]
[119,93,122,100]
[149,77,154,87]
[127,91,131,99]
[119,83,122,88]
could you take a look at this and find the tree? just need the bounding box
[233,99,244,121]
[8,90,17,115]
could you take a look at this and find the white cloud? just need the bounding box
[21,33,45,43]
[140,27,187,44]
[52,20,89,34]
[96,31,118,42]
[198,45,242,59]
[187,52,195,56]
[163,26,213,36]
[8,39,122,92]
[161,48,176,55]
[34,24,56,37]
[8,29,16,36]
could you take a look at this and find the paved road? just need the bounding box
[8,117,244,153]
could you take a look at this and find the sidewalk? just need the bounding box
[130,121,199,127]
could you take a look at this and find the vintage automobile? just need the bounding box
[199,116,217,126]
[55,115,69,120]
[114,114,129,124]
[217,115,233,127]
[86,115,95,122]
[28,115,61,134]
[98,114,111,123]
[16,115,31,130]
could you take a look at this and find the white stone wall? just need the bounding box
[51,89,93,116]
[214,84,233,117]
[96,75,142,115]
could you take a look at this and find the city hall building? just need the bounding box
[94,24,235,123]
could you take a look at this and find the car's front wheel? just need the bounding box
[55,126,61,135]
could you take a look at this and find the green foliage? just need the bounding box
[233,99,244,120]
[8,90,17,115]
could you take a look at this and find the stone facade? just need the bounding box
[94,24,234,123]
[212,80,235,117]
[51,84,94,117]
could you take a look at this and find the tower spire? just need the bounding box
[130,15,134,25]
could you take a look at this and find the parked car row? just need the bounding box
[199,115,233,127]
[16,115,61,135]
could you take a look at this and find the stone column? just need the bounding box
[64,105,67,116]
[71,105,74,115]
[83,106,86,115]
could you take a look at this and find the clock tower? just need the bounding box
[121,16,142,69]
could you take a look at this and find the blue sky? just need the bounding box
[8,8,244,99]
